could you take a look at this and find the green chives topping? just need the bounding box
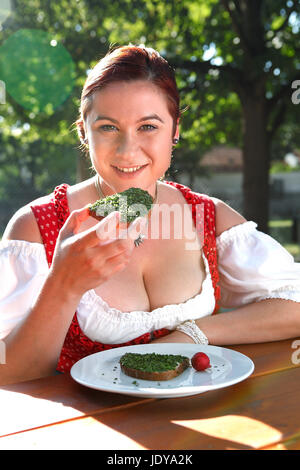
[89,187,153,223]
[120,353,189,372]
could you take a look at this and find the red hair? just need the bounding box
[76,44,180,144]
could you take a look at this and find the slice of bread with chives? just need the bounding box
[88,187,153,223]
[120,352,190,381]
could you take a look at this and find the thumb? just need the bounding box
[59,205,90,239]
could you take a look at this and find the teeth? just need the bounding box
[115,165,144,173]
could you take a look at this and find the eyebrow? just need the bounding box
[137,114,164,123]
[93,114,164,124]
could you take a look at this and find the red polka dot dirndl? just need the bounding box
[30,181,220,373]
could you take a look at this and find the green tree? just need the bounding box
[1,0,299,234]
[99,0,300,232]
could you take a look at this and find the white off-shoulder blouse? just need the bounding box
[0,221,299,343]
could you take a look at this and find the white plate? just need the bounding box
[70,343,254,398]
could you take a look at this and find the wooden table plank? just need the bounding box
[0,366,299,450]
[88,366,300,450]
[0,373,153,437]
[0,414,148,450]
[226,339,299,377]
[0,339,297,439]
[262,434,300,450]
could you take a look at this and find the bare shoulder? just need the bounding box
[2,195,50,243]
[210,197,247,237]
[159,181,189,205]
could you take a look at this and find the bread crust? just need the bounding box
[88,208,104,221]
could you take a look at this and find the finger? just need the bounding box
[127,216,148,241]
[73,205,91,234]
[88,219,145,261]
[60,205,90,239]
[78,210,121,247]
[95,243,134,279]
[116,216,148,242]
[95,211,126,245]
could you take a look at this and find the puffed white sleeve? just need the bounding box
[0,240,49,339]
[216,221,300,308]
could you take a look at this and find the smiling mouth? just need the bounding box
[113,164,148,173]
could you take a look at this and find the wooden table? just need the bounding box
[0,339,300,451]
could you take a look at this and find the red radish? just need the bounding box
[191,352,210,371]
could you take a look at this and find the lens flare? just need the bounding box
[0,28,75,114]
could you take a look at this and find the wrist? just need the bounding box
[173,330,196,343]
[151,330,195,344]
[45,268,82,307]
[176,320,209,345]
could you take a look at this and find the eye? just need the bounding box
[140,124,157,131]
[99,124,118,132]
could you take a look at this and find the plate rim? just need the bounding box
[70,343,255,398]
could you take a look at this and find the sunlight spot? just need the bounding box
[0,413,146,450]
[172,415,282,449]
[202,43,216,61]
[262,443,287,450]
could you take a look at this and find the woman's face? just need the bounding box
[84,80,176,197]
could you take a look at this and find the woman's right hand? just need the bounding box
[49,207,147,299]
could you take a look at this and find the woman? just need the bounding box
[1,45,300,385]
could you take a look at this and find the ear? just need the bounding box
[76,119,86,144]
[176,117,180,136]
[173,117,180,142]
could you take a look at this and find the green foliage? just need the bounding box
[270,161,300,173]
[0,0,299,232]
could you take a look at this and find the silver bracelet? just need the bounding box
[176,320,209,345]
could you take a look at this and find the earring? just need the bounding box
[173,138,179,145]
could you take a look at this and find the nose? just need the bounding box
[116,132,139,160]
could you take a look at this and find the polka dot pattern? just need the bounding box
[31,202,60,266]
[30,182,220,374]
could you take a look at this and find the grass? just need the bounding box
[283,244,300,260]
[269,220,293,229]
